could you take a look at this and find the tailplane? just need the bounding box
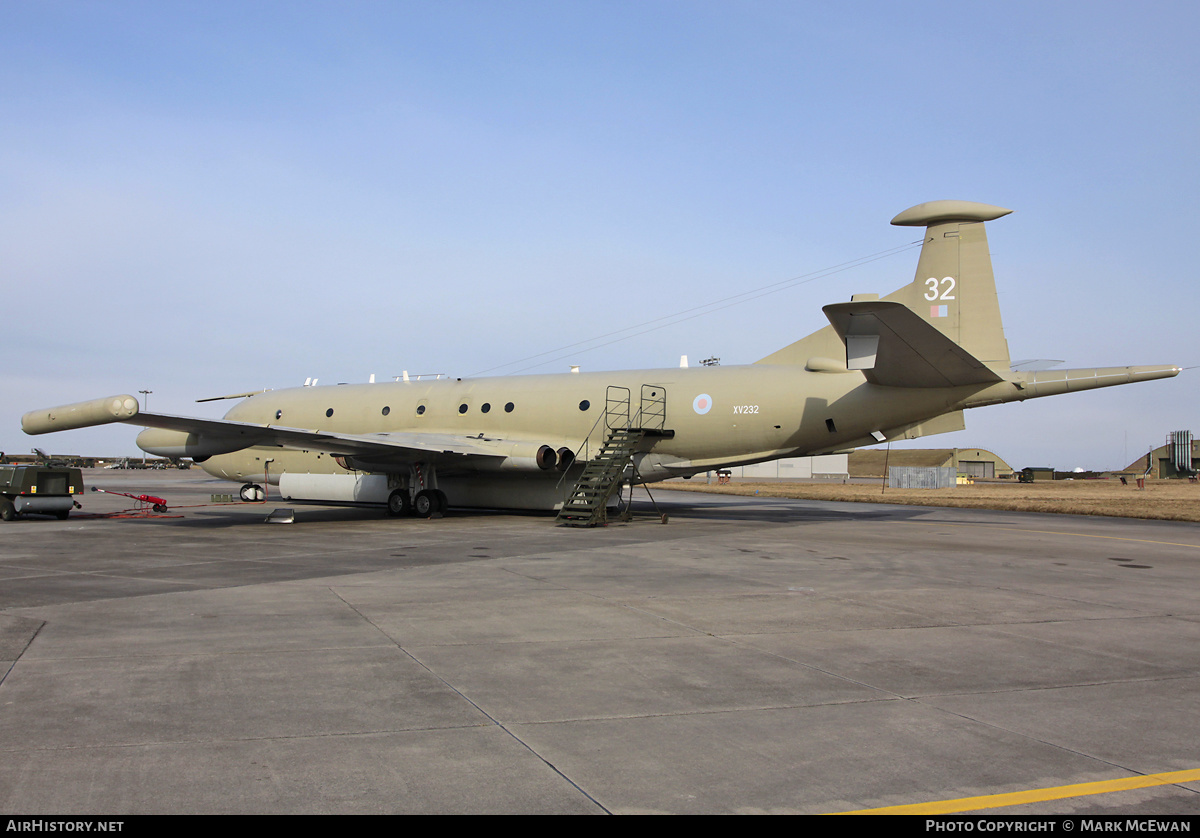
[821,300,1004,388]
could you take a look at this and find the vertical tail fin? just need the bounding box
[757,200,1014,371]
[888,200,1013,372]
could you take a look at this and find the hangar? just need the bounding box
[712,454,849,481]
[707,448,1014,482]
[849,448,1014,480]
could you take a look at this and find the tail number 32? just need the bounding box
[924,277,956,301]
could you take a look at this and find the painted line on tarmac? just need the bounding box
[833,767,1200,814]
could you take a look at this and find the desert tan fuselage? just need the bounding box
[198,363,959,481]
[193,360,1170,510]
[22,200,1182,513]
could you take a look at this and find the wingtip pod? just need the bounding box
[891,200,1013,227]
[22,395,140,435]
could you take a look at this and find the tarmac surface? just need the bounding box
[2,469,1199,814]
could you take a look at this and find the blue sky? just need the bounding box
[2,1,1196,469]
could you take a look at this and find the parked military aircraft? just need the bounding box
[22,201,1180,523]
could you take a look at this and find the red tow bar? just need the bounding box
[90,486,169,513]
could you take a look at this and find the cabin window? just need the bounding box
[504,402,515,413]
[579,400,590,411]
[458,403,468,414]
[481,403,491,413]
[275,410,282,420]
[326,408,334,418]
[416,405,426,415]
[381,406,390,416]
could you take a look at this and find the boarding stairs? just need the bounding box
[555,427,647,527]
[556,384,669,527]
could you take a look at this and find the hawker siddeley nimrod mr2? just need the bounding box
[23,201,1181,524]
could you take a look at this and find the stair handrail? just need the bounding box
[555,384,663,497]
[555,408,609,490]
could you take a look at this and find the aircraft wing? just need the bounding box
[22,396,510,464]
[822,301,1005,388]
[138,412,510,462]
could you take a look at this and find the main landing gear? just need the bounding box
[387,488,447,519]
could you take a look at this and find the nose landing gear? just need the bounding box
[239,483,266,502]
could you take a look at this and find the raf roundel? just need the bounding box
[692,393,713,415]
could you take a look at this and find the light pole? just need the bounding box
[139,390,152,465]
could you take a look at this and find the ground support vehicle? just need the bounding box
[0,466,84,520]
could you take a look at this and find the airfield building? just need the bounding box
[711,447,1013,482]
[720,455,849,481]
[849,448,1014,480]
[1122,431,1199,479]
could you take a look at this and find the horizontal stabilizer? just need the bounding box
[823,301,1004,388]
[1010,359,1065,372]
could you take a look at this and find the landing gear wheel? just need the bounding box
[433,489,448,515]
[386,489,411,517]
[239,483,265,502]
[413,489,442,518]
[0,499,16,521]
